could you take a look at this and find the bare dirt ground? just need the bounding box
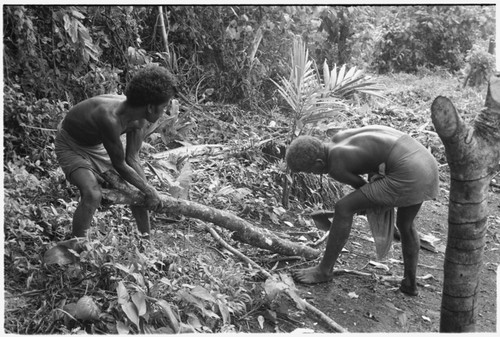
[286,174,499,333]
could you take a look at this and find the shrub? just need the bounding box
[3,86,69,175]
[373,6,494,73]
[463,42,496,87]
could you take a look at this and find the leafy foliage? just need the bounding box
[463,41,496,87]
[4,160,260,333]
[373,6,495,73]
[271,38,345,137]
[322,62,385,100]
[4,68,492,333]
[3,4,497,333]
[272,37,384,138]
[3,5,494,113]
[3,85,68,175]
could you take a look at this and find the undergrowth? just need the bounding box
[3,73,488,333]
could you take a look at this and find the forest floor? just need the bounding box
[3,71,499,333]
[151,71,499,333]
[152,169,499,333]
[283,180,499,333]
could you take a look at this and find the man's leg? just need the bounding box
[131,206,150,238]
[396,203,422,296]
[67,168,103,237]
[293,189,378,284]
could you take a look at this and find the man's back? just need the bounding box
[329,126,405,178]
[62,95,127,147]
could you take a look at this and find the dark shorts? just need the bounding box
[360,134,439,207]
[55,124,113,180]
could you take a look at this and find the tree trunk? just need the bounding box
[430,73,500,332]
[157,6,170,61]
[99,171,320,260]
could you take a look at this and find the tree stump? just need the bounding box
[430,73,500,332]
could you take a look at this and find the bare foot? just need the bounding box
[399,278,418,296]
[292,265,334,284]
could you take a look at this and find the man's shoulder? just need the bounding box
[72,95,123,111]
[328,146,349,170]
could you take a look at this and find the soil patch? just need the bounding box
[286,178,499,332]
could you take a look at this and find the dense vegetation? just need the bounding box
[3,5,496,334]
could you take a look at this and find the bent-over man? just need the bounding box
[55,65,177,247]
[286,125,439,296]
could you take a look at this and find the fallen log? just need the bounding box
[100,171,320,260]
[151,144,230,161]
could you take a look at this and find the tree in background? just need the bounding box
[3,4,495,171]
[4,5,494,105]
[374,6,494,73]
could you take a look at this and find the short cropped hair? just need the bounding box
[285,136,325,172]
[125,66,177,107]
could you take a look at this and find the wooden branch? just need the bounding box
[99,171,320,260]
[296,297,347,333]
[152,144,230,161]
[204,222,346,333]
[205,223,272,278]
[309,232,329,248]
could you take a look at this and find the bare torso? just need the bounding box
[62,95,143,146]
[328,126,406,187]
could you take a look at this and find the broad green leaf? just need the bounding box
[117,281,129,305]
[156,299,179,332]
[190,285,216,303]
[71,10,85,19]
[63,13,70,31]
[217,299,231,325]
[337,64,346,84]
[77,24,91,41]
[69,19,78,44]
[330,63,338,88]
[344,65,357,80]
[43,245,77,265]
[323,61,330,86]
[121,301,140,329]
[187,312,202,329]
[131,291,147,317]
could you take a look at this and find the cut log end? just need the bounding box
[485,73,500,110]
[431,96,460,139]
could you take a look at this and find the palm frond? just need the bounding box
[275,37,369,135]
[322,60,385,100]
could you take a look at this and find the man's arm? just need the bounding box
[330,169,368,189]
[125,120,147,180]
[328,151,368,189]
[100,119,152,195]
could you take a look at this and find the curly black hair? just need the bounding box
[286,136,325,172]
[125,65,177,107]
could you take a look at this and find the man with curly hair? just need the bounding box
[286,125,439,296]
[55,65,177,245]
